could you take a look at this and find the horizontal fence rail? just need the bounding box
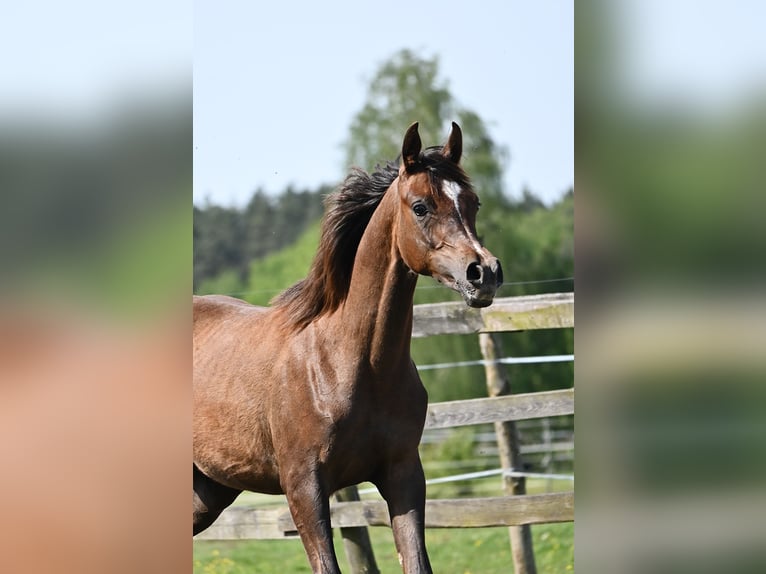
[412,292,574,338]
[425,388,574,430]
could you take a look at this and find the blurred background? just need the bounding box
[0,2,190,573]
[576,1,766,573]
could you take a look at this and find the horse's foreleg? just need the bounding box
[193,464,241,535]
[283,468,341,574]
[378,454,433,574]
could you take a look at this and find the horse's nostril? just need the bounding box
[495,260,504,286]
[466,262,483,285]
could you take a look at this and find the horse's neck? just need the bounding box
[337,184,417,370]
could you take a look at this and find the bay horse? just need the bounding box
[193,122,503,573]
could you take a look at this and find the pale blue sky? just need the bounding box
[0,0,190,117]
[193,1,574,206]
[618,0,766,110]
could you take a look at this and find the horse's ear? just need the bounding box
[442,121,462,164]
[402,122,422,172]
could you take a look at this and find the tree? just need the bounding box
[243,188,277,261]
[193,203,247,291]
[345,49,508,208]
[194,184,328,293]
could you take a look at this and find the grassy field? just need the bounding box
[193,521,573,573]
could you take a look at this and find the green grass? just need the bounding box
[193,522,573,573]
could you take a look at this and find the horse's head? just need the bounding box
[395,122,503,308]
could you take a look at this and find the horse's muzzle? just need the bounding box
[461,258,503,307]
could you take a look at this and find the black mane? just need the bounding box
[271,161,397,330]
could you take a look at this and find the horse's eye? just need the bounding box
[412,203,428,217]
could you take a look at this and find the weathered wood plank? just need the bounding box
[194,507,297,540]
[425,389,574,430]
[412,292,574,338]
[195,493,574,540]
[423,493,573,528]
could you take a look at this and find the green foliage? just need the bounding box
[193,203,247,290]
[193,187,325,291]
[1,95,191,294]
[244,185,328,264]
[93,198,191,314]
[25,197,191,318]
[196,268,245,298]
[239,221,321,306]
[589,109,766,281]
[419,426,493,498]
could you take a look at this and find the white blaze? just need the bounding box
[441,180,483,252]
[442,180,463,216]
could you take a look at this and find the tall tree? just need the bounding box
[345,49,508,208]
[243,188,277,261]
[193,203,247,290]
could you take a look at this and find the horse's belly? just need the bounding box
[194,446,283,494]
[194,406,283,493]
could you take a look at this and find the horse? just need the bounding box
[193,122,503,573]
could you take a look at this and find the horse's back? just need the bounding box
[193,293,263,317]
[193,294,274,378]
[193,294,268,333]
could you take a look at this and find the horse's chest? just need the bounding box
[331,375,427,451]
[271,364,427,489]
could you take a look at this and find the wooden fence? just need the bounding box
[195,292,574,572]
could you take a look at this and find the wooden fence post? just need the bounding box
[334,486,380,574]
[479,332,538,574]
